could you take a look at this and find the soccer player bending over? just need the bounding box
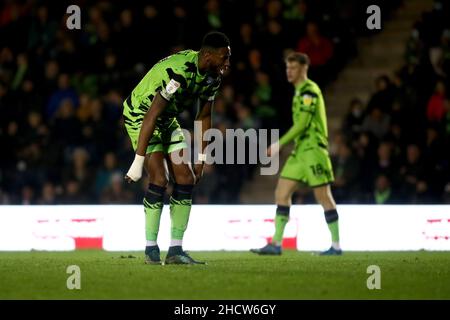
[251,52,341,256]
[124,32,231,264]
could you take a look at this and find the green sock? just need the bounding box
[169,184,194,241]
[272,205,290,245]
[324,209,340,243]
[143,184,166,242]
[327,221,340,242]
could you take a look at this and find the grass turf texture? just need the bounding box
[0,250,449,299]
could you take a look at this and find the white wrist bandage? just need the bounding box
[198,153,207,162]
[126,154,145,182]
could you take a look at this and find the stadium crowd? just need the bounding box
[3,0,445,205]
[331,0,450,204]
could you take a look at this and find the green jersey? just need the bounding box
[279,79,334,186]
[279,79,328,151]
[123,50,221,130]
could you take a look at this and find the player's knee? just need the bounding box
[176,170,195,185]
[149,176,168,187]
[316,190,335,210]
[275,187,290,205]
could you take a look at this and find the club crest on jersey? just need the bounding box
[302,94,313,106]
[206,76,215,85]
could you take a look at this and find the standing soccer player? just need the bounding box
[251,52,341,256]
[124,32,231,264]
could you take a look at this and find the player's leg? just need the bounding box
[307,148,342,255]
[251,152,302,255]
[272,178,299,244]
[125,121,167,264]
[250,178,298,255]
[313,184,341,255]
[143,151,168,264]
[160,120,204,264]
[164,148,205,264]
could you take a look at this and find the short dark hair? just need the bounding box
[285,52,310,66]
[202,31,230,49]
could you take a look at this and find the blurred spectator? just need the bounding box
[60,180,87,204]
[361,107,391,141]
[27,5,57,53]
[372,174,396,204]
[0,188,11,204]
[51,98,82,148]
[38,182,58,205]
[342,98,365,139]
[46,73,79,119]
[205,0,222,30]
[263,19,287,65]
[399,144,427,202]
[20,185,35,205]
[251,71,276,126]
[11,52,28,90]
[367,75,396,114]
[444,182,450,204]
[62,147,94,201]
[426,80,447,123]
[39,60,59,98]
[94,152,122,197]
[235,103,260,131]
[429,29,450,77]
[193,164,219,204]
[283,0,309,45]
[296,22,334,85]
[100,172,134,204]
[332,142,360,203]
[405,28,423,65]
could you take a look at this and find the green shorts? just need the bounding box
[125,118,187,154]
[280,147,334,187]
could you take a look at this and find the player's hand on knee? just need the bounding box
[125,154,145,183]
[267,142,280,157]
[193,163,204,184]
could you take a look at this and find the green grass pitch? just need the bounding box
[1,250,449,299]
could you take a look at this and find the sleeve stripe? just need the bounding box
[301,90,318,98]
[299,108,314,114]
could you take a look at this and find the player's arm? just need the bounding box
[278,112,312,146]
[268,94,316,156]
[125,92,168,183]
[193,99,213,183]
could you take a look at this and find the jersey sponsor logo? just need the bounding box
[166,79,181,95]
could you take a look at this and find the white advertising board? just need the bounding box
[0,205,449,251]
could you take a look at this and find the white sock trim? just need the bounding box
[170,239,183,247]
[146,240,157,246]
[332,242,340,250]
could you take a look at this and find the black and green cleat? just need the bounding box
[319,247,343,256]
[165,246,206,265]
[144,245,162,265]
[250,243,282,255]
